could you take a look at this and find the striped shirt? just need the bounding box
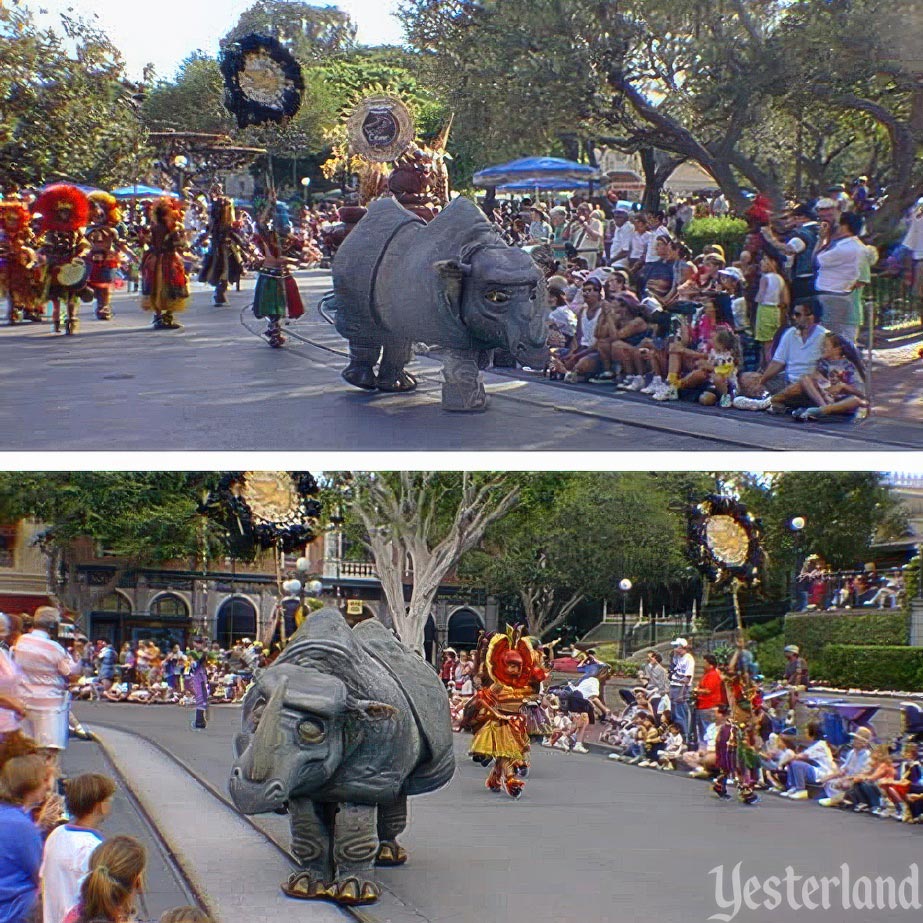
[0,648,22,734]
[13,631,78,711]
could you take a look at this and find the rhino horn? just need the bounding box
[248,676,286,783]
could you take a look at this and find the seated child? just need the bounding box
[658,722,687,770]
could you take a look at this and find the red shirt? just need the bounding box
[696,666,726,710]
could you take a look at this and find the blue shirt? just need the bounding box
[0,802,42,923]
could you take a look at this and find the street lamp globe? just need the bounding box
[282,578,302,596]
[307,579,323,596]
[300,177,311,188]
[172,155,188,169]
[295,556,310,574]
[791,516,806,531]
[619,578,633,592]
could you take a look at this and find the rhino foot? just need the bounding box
[375,841,408,866]
[282,871,337,901]
[376,370,417,393]
[342,363,378,390]
[441,381,488,413]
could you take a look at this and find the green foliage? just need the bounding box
[754,634,786,681]
[747,617,784,643]
[821,645,923,692]
[784,611,910,664]
[904,556,921,611]
[142,54,235,135]
[0,6,152,188]
[681,217,748,262]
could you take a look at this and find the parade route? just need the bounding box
[75,703,923,923]
[3,272,920,453]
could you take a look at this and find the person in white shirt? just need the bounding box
[41,773,115,923]
[817,726,873,807]
[0,613,26,737]
[902,200,923,301]
[13,607,80,757]
[815,211,867,341]
[782,720,836,799]
[667,638,695,740]
[607,209,635,267]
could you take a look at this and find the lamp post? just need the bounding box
[790,516,806,611]
[300,176,311,206]
[619,578,632,658]
[172,155,189,197]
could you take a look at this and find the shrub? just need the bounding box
[785,611,909,664]
[904,555,920,612]
[820,645,923,692]
[755,634,786,681]
[681,216,749,262]
[748,617,784,643]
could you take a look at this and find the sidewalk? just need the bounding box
[89,726,351,923]
[61,736,199,921]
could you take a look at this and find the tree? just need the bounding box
[222,1,357,62]
[0,6,152,188]
[340,473,520,653]
[462,473,697,640]
[142,53,236,135]
[0,473,225,625]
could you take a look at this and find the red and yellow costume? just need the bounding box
[140,198,190,329]
[467,627,547,798]
[0,200,43,324]
[33,185,92,335]
[85,192,135,321]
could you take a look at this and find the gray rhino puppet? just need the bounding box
[228,608,455,907]
[331,196,549,412]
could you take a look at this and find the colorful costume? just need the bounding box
[33,185,92,335]
[185,641,210,729]
[712,645,762,805]
[467,627,547,798]
[198,185,245,305]
[140,198,189,329]
[252,207,305,347]
[0,200,43,324]
[85,192,135,320]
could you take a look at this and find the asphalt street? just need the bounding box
[2,272,918,452]
[75,702,923,923]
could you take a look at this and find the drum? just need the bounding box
[55,258,89,288]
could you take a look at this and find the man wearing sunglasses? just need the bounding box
[735,302,827,411]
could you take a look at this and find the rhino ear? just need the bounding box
[434,260,469,317]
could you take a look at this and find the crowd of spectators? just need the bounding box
[484,180,911,424]
[795,559,905,612]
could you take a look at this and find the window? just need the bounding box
[0,525,15,568]
[150,593,189,619]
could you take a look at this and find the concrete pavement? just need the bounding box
[75,702,923,923]
[2,272,918,451]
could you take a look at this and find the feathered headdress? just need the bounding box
[0,201,32,232]
[32,185,90,234]
[485,625,544,689]
[151,196,184,224]
[88,191,122,226]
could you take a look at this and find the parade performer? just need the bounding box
[33,184,92,335]
[252,199,305,347]
[140,197,189,329]
[185,636,210,730]
[0,198,43,324]
[466,627,547,798]
[85,192,135,321]
[198,183,245,305]
[712,633,762,805]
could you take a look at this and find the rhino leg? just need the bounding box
[376,341,416,392]
[441,348,487,413]
[289,798,334,880]
[343,344,381,390]
[329,801,382,905]
[375,796,408,866]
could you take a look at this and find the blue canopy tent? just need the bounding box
[473,156,601,188]
[496,177,590,193]
[111,185,177,199]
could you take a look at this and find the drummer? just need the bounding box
[85,192,137,321]
[33,185,92,335]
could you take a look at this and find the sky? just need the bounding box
[23,0,405,80]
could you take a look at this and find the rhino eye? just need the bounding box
[485,290,510,304]
[297,718,326,745]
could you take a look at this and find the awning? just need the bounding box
[473,156,601,188]
[0,593,54,614]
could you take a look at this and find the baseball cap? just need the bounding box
[815,197,838,210]
[783,644,800,655]
[671,637,688,647]
[717,266,744,282]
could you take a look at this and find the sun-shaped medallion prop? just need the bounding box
[220,34,305,128]
[202,471,321,555]
[688,494,764,591]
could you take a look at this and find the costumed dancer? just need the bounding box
[712,633,762,805]
[466,627,547,798]
[85,192,136,320]
[0,198,43,324]
[519,639,558,763]
[198,183,245,305]
[185,636,210,729]
[252,198,305,347]
[33,185,92,335]
[140,197,189,330]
